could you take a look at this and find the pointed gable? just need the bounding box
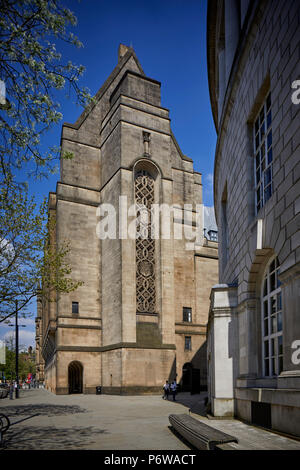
[64,45,145,131]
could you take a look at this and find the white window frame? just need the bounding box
[261,257,283,377]
[183,307,192,323]
[254,92,273,214]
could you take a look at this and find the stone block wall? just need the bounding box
[207,0,300,435]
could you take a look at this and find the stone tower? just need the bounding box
[39,45,218,394]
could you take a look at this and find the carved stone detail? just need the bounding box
[135,171,156,313]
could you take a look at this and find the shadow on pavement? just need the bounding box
[169,392,207,417]
[3,404,87,417]
[2,425,109,450]
[1,403,99,449]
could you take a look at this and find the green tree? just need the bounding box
[0,179,83,322]
[0,339,15,381]
[0,338,36,381]
[0,0,90,321]
[19,349,36,381]
[0,0,92,178]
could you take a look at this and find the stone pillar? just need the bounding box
[207,284,238,417]
[120,169,136,344]
[160,179,175,346]
[234,296,261,391]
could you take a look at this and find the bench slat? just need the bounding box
[169,413,238,450]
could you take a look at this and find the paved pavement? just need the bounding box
[0,388,300,450]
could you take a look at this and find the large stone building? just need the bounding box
[207,0,300,436]
[36,45,218,395]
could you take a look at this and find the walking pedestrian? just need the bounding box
[9,381,14,400]
[162,380,170,400]
[170,379,177,401]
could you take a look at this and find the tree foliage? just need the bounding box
[0,179,83,322]
[0,0,92,178]
[0,0,89,321]
[0,338,36,381]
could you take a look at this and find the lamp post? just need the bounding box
[6,301,26,399]
[15,300,19,398]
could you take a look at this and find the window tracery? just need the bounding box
[135,170,156,313]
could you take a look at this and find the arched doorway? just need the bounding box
[68,361,83,394]
[182,362,201,394]
[182,362,193,392]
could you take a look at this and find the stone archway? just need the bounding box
[247,248,274,297]
[68,361,83,394]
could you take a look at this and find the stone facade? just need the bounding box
[207,0,300,436]
[37,45,218,395]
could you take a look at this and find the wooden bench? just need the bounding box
[169,413,238,450]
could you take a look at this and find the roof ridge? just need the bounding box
[63,47,145,130]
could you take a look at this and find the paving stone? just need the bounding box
[1,389,300,450]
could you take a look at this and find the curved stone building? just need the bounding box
[37,45,218,395]
[207,0,300,436]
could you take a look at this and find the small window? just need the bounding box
[72,302,79,314]
[208,230,218,242]
[183,307,192,323]
[185,336,192,351]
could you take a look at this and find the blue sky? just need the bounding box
[0,0,217,350]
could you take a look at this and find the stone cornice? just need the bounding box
[175,330,206,336]
[57,324,102,330]
[175,322,207,328]
[55,342,176,353]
